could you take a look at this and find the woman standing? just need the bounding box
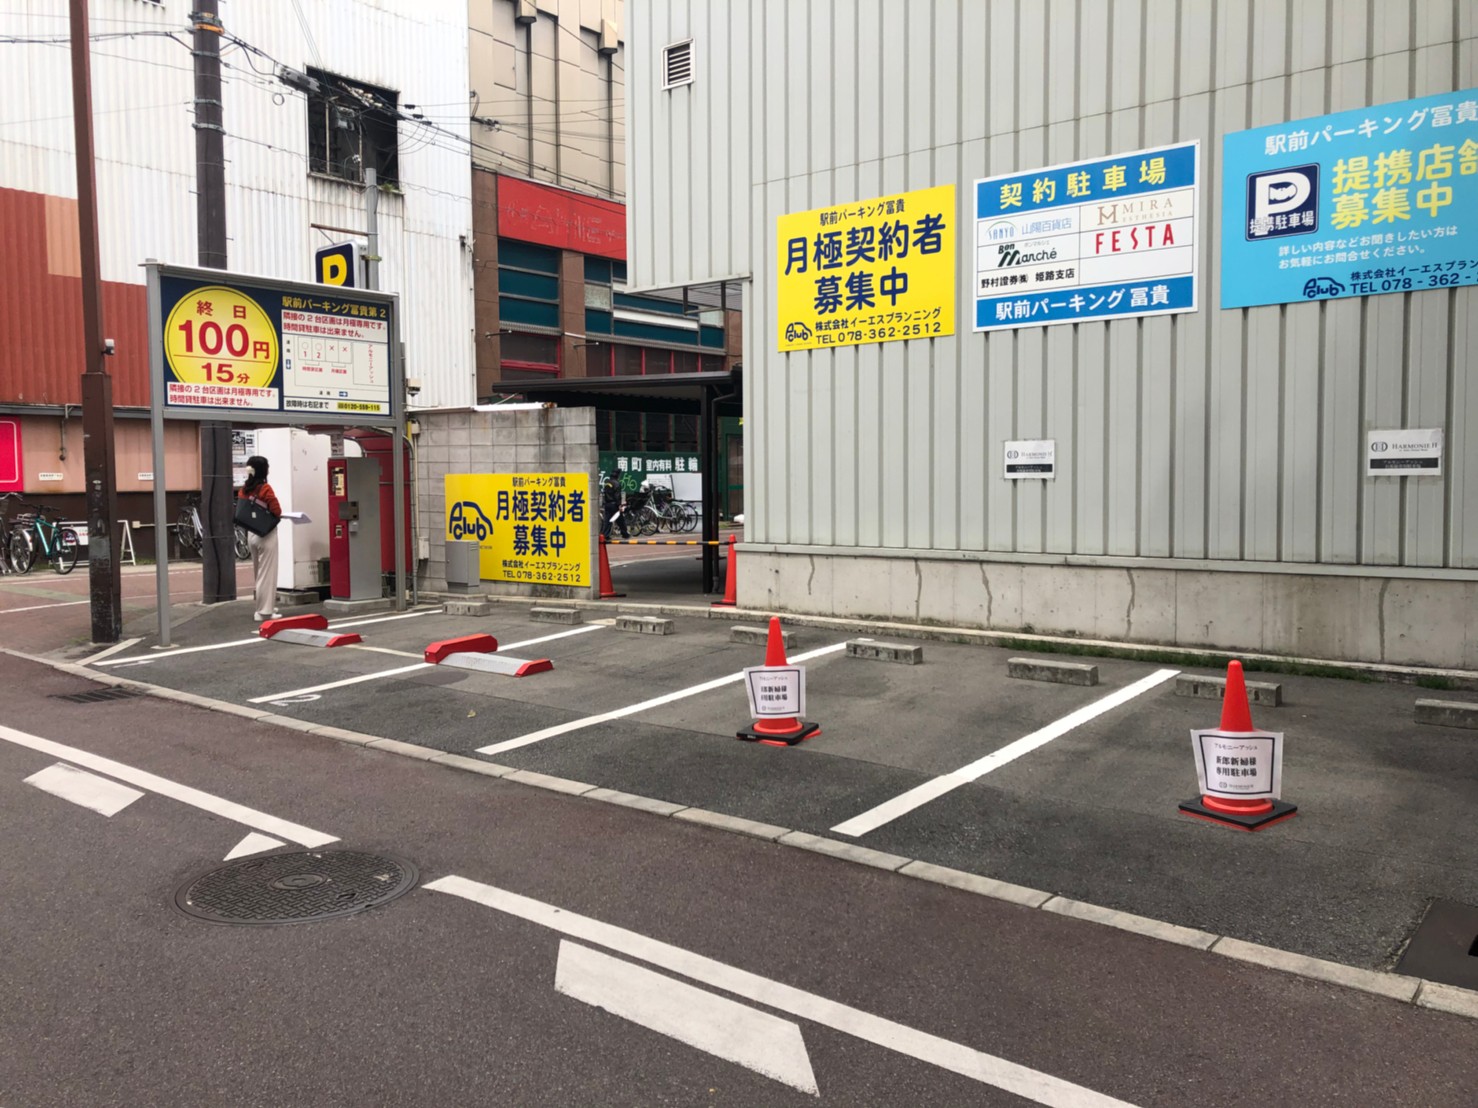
[239,455,281,622]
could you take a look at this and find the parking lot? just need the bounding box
[64,594,1478,976]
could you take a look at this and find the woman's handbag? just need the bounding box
[234,494,280,536]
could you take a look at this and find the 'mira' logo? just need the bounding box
[449,501,493,541]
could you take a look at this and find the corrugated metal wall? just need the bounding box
[630,0,1478,573]
[0,0,474,410]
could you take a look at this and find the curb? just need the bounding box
[10,644,1478,1024]
[417,592,1478,689]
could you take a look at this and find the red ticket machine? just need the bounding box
[327,432,411,600]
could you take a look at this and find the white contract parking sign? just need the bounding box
[744,666,805,719]
[1191,729,1284,800]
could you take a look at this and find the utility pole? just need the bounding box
[192,0,236,603]
[69,0,122,643]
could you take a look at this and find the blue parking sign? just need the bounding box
[1221,88,1478,308]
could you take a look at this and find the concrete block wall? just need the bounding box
[415,406,599,599]
[739,551,1478,671]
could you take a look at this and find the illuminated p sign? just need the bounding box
[314,242,360,287]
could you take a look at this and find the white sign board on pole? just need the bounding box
[1366,428,1443,476]
[744,665,806,719]
[1004,439,1056,479]
[1191,729,1284,799]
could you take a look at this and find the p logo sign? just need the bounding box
[1245,165,1318,241]
[314,242,359,287]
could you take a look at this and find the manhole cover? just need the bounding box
[50,688,140,705]
[175,850,418,926]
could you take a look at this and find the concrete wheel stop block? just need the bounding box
[1007,657,1098,686]
[616,615,674,635]
[424,632,552,677]
[1415,699,1478,730]
[731,624,792,648]
[1176,673,1282,706]
[530,607,582,625]
[846,639,923,664]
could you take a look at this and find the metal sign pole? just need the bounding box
[145,263,172,649]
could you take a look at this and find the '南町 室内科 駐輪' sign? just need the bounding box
[776,184,956,352]
[148,263,399,425]
[974,142,1199,331]
[1221,89,1478,308]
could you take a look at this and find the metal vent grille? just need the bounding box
[662,40,694,89]
[50,688,141,705]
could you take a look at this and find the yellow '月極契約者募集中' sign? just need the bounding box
[445,473,591,588]
[776,184,956,353]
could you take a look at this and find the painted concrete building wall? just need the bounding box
[627,0,1478,667]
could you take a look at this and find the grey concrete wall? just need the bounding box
[416,406,599,598]
[740,549,1478,671]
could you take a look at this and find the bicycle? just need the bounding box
[177,492,251,561]
[8,502,80,575]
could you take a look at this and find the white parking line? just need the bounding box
[478,641,849,756]
[77,638,142,665]
[248,624,608,704]
[830,669,1181,838]
[95,608,443,667]
[0,724,337,846]
[428,875,1138,1107]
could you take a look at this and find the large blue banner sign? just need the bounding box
[1222,88,1478,309]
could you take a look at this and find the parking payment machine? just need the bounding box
[328,456,383,600]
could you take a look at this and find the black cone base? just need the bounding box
[1178,796,1298,831]
[737,720,821,746]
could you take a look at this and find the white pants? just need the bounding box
[248,527,278,619]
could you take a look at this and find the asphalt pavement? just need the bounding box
[2,650,1476,1107]
[67,595,1478,973]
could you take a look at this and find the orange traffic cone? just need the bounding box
[737,617,821,746]
[711,534,738,607]
[597,535,624,599]
[1178,660,1297,831]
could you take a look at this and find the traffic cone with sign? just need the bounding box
[1178,660,1297,831]
[737,617,820,747]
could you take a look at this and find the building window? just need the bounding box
[498,239,561,331]
[662,39,694,89]
[501,331,559,377]
[307,68,400,186]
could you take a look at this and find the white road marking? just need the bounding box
[24,763,144,817]
[0,599,91,615]
[248,623,608,704]
[831,669,1181,838]
[478,641,848,756]
[330,608,442,629]
[555,940,818,1095]
[427,876,1138,1108]
[0,724,337,847]
[225,831,285,860]
[78,638,142,665]
[95,608,443,668]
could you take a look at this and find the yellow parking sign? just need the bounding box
[445,472,591,587]
[776,184,955,352]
